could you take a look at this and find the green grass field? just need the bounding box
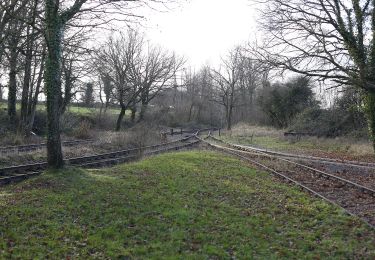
[0,151,374,258]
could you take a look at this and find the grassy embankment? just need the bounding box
[220,124,374,161]
[0,151,374,258]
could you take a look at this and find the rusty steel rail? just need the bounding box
[210,135,375,170]
[0,128,216,154]
[0,128,217,185]
[162,127,220,136]
[200,135,375,229]
[0,139,94,154]
[0,131,205,185]
[78,140,200,169]
[208,136,375,196]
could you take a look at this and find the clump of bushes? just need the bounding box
[257,76,318,128]
[290,89,368,139]
[290,107,367,139]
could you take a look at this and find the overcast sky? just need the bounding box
[144,0,257,68]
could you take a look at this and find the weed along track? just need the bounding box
[220,139,375,192]
[202,134,375,229]
[232,141,375,171]
[0,139,94,154]
[0,131,207,186]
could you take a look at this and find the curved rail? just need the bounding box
[0,129,219,185]
[213,135,375,170]
[199,135,375,229]
[209,135,375,193]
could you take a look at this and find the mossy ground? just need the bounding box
[0,151,374,258]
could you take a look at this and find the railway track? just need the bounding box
[211,137,375,190]
[202,134,375,229]
[225,140,375,170]
[0,139,94,154]
[0,128,214,155]
[0,132,206,186]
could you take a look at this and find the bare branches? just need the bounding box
[209,47,263,129]
[93,28,184,127]
[253,0,375,91]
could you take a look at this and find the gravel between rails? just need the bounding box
[201,135,375,229]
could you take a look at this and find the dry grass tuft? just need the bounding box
[226,123,284,138]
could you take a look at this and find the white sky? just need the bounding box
[143,0,257,68]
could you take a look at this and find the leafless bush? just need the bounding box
[72,120,92,139]
[0,133,25,146]
[60,113,81,133]
[94,113,117,130]
[128,122,161,150]
[227,123,283,138]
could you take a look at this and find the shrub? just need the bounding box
[258,77,318,128]
[290,107,367,138]
[71,120,92,139]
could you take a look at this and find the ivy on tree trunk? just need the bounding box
[44,0,64,168]
[364,91,375,151]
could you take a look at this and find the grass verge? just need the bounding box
[0,151,374,258]
[221,124,374,161]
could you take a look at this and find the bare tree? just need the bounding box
[0,0,46,134]
[4,14,25,123]
[136,45,184,121]
[19,0,43,133]
[0,83,3,101]
[183,69,200,122]
[0,0,29,63]
[210,47,243,130]
[96,30,143,131]
[60,31,93,114]
[101,73,113,113]
[43,0,172,167]
[236,55,262,122]
[25,45,45,135]
[253,0,375,150]
[82,82,94,106]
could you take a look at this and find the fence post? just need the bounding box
[219,128,221,136]
[180,128,183,135]
[170,128,174,135]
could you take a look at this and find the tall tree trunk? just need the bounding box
[98,79,104,119]
[139,103,147,122]
[60,76,73,115]
[226,105,233,130]
[26,53,44,135]
[44,2,64,168]
[116,105,126,131]
[196,103,202,122]
[7,45,18,123]
[20,27,34,133]
[188,103,194,122]
[364,90,375,151]
[138,94,148,122]
[104,101,109,114]
[130,105,136,123]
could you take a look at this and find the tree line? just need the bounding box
[1,0,375,169]
[0,0,174,168]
